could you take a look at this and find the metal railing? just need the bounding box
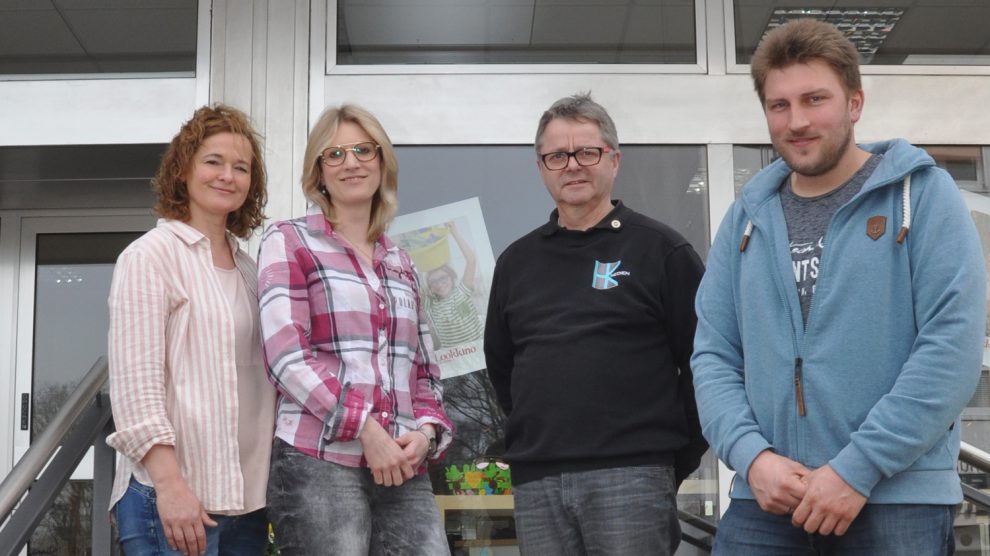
[0,357,114,556]
[960,441,990,509]
[679,509,717,552]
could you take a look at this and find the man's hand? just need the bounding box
[748,450,810,515]
[359,418,415,486]
[792,464,866,535]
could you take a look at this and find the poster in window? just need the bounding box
[391,197,496,379]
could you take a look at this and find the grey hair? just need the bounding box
[534,92,620,153]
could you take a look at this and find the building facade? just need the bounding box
[2,1,990,553]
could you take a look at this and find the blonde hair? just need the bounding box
[302,105,399,242]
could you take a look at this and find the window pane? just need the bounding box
[337,0,697,65]
[29,232,140,556]
[956,146,990,550]
[395,145,715,550]
[396,145,709,256]
[923,145,986,196]
[0,144,161,210]
[734,1,990,66]
[0,1,198,75]
[732,145,776,197]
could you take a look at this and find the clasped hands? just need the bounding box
[359,418,433,487]
[748,450,867,536]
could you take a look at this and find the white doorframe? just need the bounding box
[0,213,22,480]
[9,212,154,478]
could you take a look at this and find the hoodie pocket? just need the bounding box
[911,431,955,471]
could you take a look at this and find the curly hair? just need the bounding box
[302,104,399,243]
[152,104,267,239]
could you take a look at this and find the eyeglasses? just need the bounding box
[539,147,610,171]
[319,142,380,166]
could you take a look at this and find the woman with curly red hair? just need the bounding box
[107,104,274,555]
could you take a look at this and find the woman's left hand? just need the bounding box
[396,430,430,467]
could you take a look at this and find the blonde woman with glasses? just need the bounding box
[258,104,453,555]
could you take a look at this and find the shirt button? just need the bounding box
[379,302,385,309]
[611,219,621,229]
[382,411,389,418]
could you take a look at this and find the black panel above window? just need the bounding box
[337,0,697,65]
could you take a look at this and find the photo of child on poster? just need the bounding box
[391,198,496,379]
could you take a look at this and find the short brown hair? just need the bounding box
[750,19,861,105]
[302,105,399,243]
[152,104,267,239]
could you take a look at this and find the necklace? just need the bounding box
[335,228,376,263]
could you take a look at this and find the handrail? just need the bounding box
[0,357,108,522]
[959,441,990,513]
[960,441,990,474]
[678,509,717,536]
[678,509,716,552]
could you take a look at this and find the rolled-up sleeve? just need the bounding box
[105,250,176,463]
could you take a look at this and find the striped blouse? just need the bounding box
[106,219,275,513]
[257,206,452,469]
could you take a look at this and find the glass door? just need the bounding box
[12,214,153,555]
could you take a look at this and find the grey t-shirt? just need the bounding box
[780,154,882,324]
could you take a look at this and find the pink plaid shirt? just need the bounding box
[258,206,452,468]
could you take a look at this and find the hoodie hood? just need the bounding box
[739,139,936,216]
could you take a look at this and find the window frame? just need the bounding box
[722,0,990,76]
[325,0,710,75]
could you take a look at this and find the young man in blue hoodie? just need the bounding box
[692,19,986,555]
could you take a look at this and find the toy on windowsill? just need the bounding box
[444,464,465,493]
[443,458,512,495]
[477,457,512,495]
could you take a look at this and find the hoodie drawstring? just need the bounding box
[739,220,753,252]
[896,174,911,244]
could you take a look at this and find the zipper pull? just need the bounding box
[794,358,806,417]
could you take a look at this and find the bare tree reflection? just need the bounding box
[428,370,506,493]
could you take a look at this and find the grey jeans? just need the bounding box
[513,464,681,556]
[267,438,450,556]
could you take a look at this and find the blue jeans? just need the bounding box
[714,499,956,555]
[114,478,268,556]
[266,437,449,555]
[512,465,681,556]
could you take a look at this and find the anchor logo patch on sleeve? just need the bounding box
[866,215,886,241]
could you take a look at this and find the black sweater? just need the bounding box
[484,201,707,485]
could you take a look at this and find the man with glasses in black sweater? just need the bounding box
[485,92,707,556]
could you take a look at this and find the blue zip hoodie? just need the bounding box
[692,139,986,504]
